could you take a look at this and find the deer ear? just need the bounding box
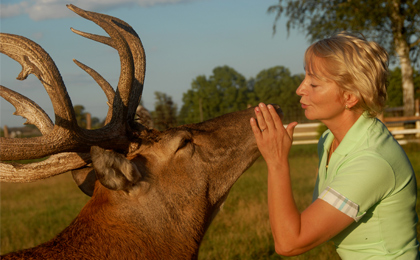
[72,167,97,197]
[90,146,142,192]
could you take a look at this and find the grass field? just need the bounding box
[1,143,419,259]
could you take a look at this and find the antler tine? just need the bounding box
[0,33,77,128]
[70,29,116,126]
[104,15,146,125]
[0,85,54,135]
[72,59,115,125]
[67,4,146,129]
[67,5,140,130]
[70,27,114,48]
[0,153,91,183]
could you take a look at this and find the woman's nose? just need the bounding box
[296,81,306,96]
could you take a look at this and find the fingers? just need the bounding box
[256,103,283,131]
[250,117,262,137]
[251,103,288,140]
[268,104,284,129]
[258,104,274,131]
[254,104,267,132]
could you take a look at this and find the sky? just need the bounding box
[0,0,309,128]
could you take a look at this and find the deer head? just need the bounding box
[0,5,283,259]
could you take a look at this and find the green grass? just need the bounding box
[1,143,419,259]
[0,174,90,254]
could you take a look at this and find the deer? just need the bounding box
[0,5,283,260]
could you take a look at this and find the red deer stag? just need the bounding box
[0,5,283,260]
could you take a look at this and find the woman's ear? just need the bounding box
[343,91,359,109]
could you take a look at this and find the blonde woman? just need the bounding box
[250,32,419,259]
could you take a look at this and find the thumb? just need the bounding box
[286,122,298,140]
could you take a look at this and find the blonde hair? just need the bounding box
[304,31,389,117]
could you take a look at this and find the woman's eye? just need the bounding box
[310,84,318,88]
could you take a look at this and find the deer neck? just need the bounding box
[63,187,207,259]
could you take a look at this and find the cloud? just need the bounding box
[0,1,29,18]
[1,0,196,21]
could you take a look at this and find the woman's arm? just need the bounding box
[250,103,354,256]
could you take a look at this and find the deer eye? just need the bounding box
[177,138,192,151]
[176,138,191,152]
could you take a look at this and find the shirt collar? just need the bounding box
[323,112,374,156]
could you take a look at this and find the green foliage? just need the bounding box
[179,66,250,124]
[151,92,178,130]
[249,66,305,123]
[387,67,404,107]
[178,65,304,125]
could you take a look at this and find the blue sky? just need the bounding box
[1,0,308,128]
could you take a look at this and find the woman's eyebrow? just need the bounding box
[303,66,315,77]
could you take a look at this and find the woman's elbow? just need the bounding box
[274,242,304,257]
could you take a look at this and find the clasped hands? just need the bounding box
[250,103,298,165]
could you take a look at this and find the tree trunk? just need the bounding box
[395,38,415,116]
[390,0,415,116]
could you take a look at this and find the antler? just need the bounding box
[0,5,146,182]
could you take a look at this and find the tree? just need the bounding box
[179,66,249,124]
[248,66,305,123]
[151,92,178,131]
[268,0,420,116]
[73,105,101,129]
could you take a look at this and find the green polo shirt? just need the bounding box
[313,113,419,259]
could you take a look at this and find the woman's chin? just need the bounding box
[304,111,316,121]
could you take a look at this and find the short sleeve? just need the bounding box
[323,153,395,221]
[319,186,361,221]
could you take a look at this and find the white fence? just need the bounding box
[289,123,321,145]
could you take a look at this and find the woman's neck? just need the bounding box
[323,110,363,145]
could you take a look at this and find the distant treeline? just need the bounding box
[151,65,420,130]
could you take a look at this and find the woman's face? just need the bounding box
[296,68,345,123]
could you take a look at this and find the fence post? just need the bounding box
[416,98,420,138]
[86,113,91,130]
[3,125,9,138]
